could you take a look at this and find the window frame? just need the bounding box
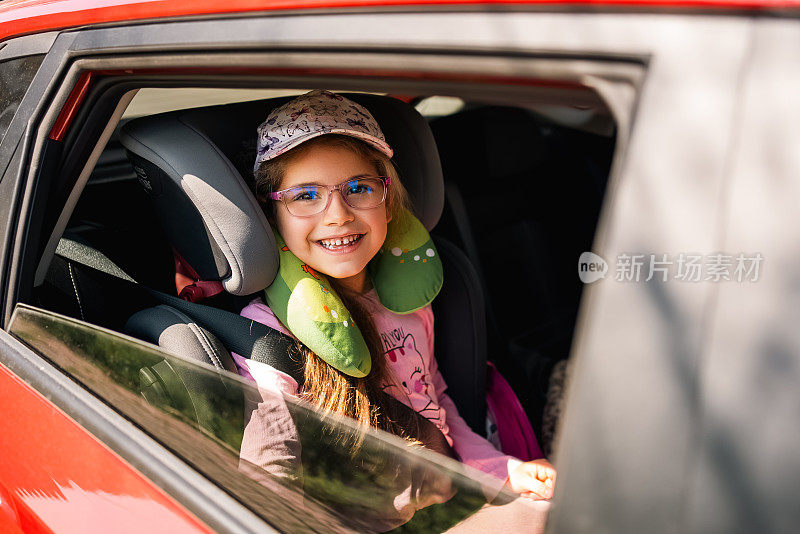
[0,31,61,320]
[0,31,57,146]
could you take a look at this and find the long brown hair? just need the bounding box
[254,134,418,447]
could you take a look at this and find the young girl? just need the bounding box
[234,89,555,526]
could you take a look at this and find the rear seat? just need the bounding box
[430,104,615,441]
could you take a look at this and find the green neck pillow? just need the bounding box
[264,208,443,377]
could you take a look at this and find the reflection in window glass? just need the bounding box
[0,54,45,144]
[10,305,547,532]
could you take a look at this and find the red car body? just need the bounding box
[0,363,210,533]
[2,0,800,44]
[2,0,800,532]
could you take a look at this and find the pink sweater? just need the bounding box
[232,292,520,483]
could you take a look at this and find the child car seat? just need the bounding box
[118,93,494,437]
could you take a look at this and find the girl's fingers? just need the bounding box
[523,477,551,499]
[535,461,556,480]
[509,461,556,499]
[536,463,548,481]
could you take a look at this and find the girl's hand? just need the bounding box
[507,458,556,500]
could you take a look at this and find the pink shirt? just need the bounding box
[233,293,520,483]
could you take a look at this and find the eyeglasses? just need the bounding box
[269,176,391,217]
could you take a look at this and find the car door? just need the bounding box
[0,4,667,531]
[0,326,215,533]
[0,8,635,532]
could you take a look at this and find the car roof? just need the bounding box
[2,0,800,44]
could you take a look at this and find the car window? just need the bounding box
[10,36,621,525]
[0,54,44,144]
[9,304,545,533]
[86,87,616,412]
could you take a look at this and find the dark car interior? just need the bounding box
[28,87,615,458]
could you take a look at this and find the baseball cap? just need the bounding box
[254,89,394,173]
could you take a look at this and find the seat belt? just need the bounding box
[53,238,304,384]
[142,288,304,385]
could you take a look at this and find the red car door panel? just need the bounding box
[0,363,211,534]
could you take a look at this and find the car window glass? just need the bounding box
[0,54,45,144]
[9,304,545,533]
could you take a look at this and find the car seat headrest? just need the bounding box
[120,113,277,296]
[119,93,443,296]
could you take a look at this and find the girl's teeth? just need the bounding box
[320,235,360,248]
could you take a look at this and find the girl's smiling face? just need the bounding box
[273,142,390,292]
